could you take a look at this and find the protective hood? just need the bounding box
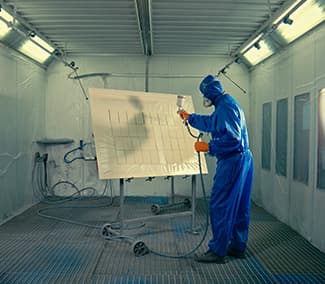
[199,75,224,103]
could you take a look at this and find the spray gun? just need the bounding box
[176,95,203,141]
[176,95,185,114]
[176,95,189,127]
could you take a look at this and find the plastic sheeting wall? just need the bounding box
[44,56,250,198]
[250,23,325,252]
[0,45,46,225]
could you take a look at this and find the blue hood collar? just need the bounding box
[199,75,224,104]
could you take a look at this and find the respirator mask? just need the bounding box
[203,97,212,108]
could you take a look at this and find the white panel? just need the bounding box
[251,61,275,212]
[290,181,313,241]
[0,46,46,224]
[273,175,289,223]
[290,82,314,243]
[89,88,208,179]
[251,24,325,252]
[260,171,274,213]
[315,27,325,83]
[17,61,46,205]
[250,74,262,203]
[313,190,325,251]
[313,76,325,251]
[273,98,290,223]
[292,36,315,89]
[0,52,17,221]
[273,51,292,99]
[272,52,292,223]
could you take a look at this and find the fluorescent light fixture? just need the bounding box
[243,39,274,66]
[19,35,55,64]
[0,8,13,39]
[273,0,303,25]
[32,35,55,53]
[276,0,325,43]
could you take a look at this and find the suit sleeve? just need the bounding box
[188,113,213,133]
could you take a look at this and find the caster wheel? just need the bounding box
[151,204,161,215]
[184,198,191,208]
[101,223,114,238]
[132,240,149,257]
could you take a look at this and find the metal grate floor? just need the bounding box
[0,198,324,284]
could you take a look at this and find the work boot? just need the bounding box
[227,247,246,259]
[195,249,228,263]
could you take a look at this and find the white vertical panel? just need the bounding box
[290,34,315,242]
[17,61,46,206]
[0,51,17,221]
[272,52,292,224]
[313,37,325,250]
[0,46,46,225]
[251,23,325,252]
[252,61,275,214]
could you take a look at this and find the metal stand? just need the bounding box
[119,178,124,234]
[151,176,191,215]
[116,176,197,228]
[171,176,175,204]
[189,175,200,234]
[101,175,199,255]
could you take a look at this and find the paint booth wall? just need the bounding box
[250,23,325,252]
[0,45,46,225]
[44,56,249,199]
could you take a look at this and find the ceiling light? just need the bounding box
[242,39,274,66]
[276,0,325,43]
[273,0,303,25]
[19,35,55,64]
[0,8,13,39]
[31,34,55,53]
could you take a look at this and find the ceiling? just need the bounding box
[2,0,287,57]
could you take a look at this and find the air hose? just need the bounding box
[148,124,210,258]
[101,123,210,258]
[63,140,92,164]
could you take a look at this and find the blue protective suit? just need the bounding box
[188,76,254,256]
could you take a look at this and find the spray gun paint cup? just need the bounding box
[176,95,185,113]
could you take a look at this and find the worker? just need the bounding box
[179,75,254,263]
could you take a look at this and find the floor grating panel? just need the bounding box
[0,200,324,284]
